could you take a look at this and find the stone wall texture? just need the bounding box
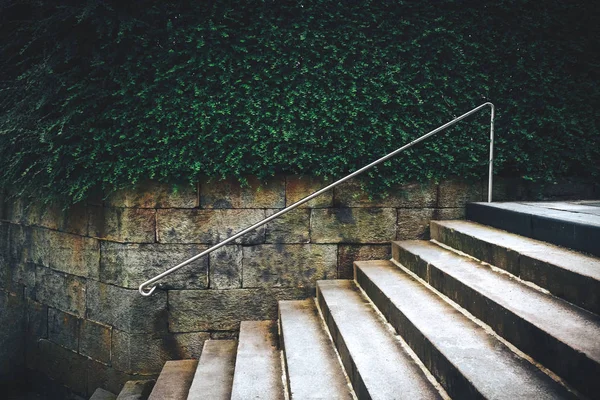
[0,176,598,396]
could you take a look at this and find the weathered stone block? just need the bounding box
[285,176,333,208]
[106,182,198,208]
[265,209,310,243]
[168,288,309,332]
[432,207,465,221]
[111,330,209,374]
[36,339,88,395]
[24,299,47,374]
[86,280,167,333]
[0,289,25,380]
[7,223,30,263]
[0,189,5,221]
[396,208,435,240]
[23,298,47,372]
[100,242,208,290]
[484,178,528,202]
[210,331,239,340]
[3,196,25,224]
[26,367,88,400]
[209,245,242,289]
[338,245,391,279]
[26,298,48,342]
[89,388,117,400]
[437,179,484,208]
[0,222,9,257]
[156,209,266,245]
[88,207,156,243]
[311,208,396,243]
[522,179,597,201]
[242,245,337,288]
[80,319,111,364]
[87,359,155,398]
[30,228,100,279]
[200,176,285,209]
[0,258,35,296]
[48,308,80,352]
[35,266,86,317]
[334,181,437,208]
[22,201,88,236]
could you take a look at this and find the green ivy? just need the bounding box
[1,0,598,203]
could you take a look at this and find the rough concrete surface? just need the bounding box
[230,321,284,400]
[187,340,237,400]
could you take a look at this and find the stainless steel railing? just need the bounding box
[138,102,495,296]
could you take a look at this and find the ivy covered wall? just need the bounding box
[1,0,598,203]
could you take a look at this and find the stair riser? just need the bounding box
[431,222,600,315]
[316,286,371,400]
[430,222,520,276]
[277,315,293,400]
[466,203,600,257]
[355,265,484,399]
[393,242,600,398]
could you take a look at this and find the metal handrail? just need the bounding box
[138,102,495,296]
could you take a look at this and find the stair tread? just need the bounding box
[467,202,600,257]
[520,201,600,216]
[230,321,284,400]
[394,240,600,363]
[148,360,197,400]
[116,380,154,400]
[90,388,117,400]
[471,202,600,227]
[356,260,574,399]
[433,220,600,280]
[187,340,236,400]
[317,280,442,400]
[279,299,354,399]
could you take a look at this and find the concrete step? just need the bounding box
[116,380,154,400]
[89,388,117,400]
[393,240,600,399]
[230,321,284,400]
[520,201,600,216]
[187,340,237,400]
[278,299,354,399]
[316,279,443,400]
[148,360,197,400]
[355,260,575,399]
[466,202,600,257]
[431,220,600,314]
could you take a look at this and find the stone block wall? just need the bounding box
[0,176,597,396]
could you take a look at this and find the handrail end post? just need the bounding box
[487,102,495,203]
[139,283,157,297]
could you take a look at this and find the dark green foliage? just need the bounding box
[1,0,598,203]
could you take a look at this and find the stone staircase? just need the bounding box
[91,201,600,400]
